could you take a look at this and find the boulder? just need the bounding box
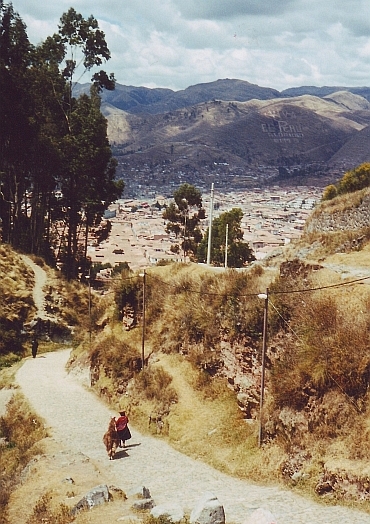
[190,492,225,524]
[71,484,110,516]
[128,486,151,499]
[132,498,155,510]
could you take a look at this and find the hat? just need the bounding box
[119,410,126,416]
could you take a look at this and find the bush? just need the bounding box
[26,492,71,524]
[134,366,178,405]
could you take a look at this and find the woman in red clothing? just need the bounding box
[115,410,131,448]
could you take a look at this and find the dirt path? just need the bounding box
[20,255,49,320]
[15,350,370,524]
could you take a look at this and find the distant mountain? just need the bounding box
[281,85,370,102]
[98,78,280,115]
[87,78,370,188]
[104,93,370,189]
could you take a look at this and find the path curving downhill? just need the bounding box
[16,349,370,524]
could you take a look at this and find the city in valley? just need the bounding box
[88,185,323,274]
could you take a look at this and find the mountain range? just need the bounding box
[78,79,370,186]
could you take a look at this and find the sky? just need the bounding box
[12,0,370,92]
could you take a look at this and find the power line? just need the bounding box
[271,275,370,295]
[145,272,370,298]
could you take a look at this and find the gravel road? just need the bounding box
[15,349,370,524]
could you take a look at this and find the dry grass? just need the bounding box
[127,353,268,482]
[313,187,370,217]
[0,394,48,523]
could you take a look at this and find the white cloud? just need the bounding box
[11,0,370,91]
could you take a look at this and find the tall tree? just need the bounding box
[163,183,205,259]
[0,2,35,246]
[58,89,123,276]
[197,208,255,267]
[0,5,122,277]
[37,8,119,278]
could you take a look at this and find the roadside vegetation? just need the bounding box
[0,250,91,374]
[72,253,370,508]
[0,395,48,523]
[69,183,370,509]
[322,162,370,200]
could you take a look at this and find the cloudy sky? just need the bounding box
[14,0,370,92]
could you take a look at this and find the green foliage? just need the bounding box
[322,184,337,201]
[337,163,370,194]
[111,261,131,276]
[113,271,141,321]
[323,163,370,200]
[269,277,370,413]
[0,4,121,277]
[143,514,188,524]
[197,208,255,267]
[91,335,139,382]
[90,261,112,279]
[163,184,205,258]
[0,318,24,357]
[134,367,178,405]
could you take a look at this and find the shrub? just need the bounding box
[135,366,177,404]
[26,492,71,524]
[322,184,337,201]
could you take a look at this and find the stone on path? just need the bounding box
[190,492,225,524]
[71,484,110,516]
[244,508,277,524]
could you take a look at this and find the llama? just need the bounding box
[103,417,119,459]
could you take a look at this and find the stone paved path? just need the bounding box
[16,350,370,524]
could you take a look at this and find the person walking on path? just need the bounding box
[115,410,131,448]
[31,338,38,358]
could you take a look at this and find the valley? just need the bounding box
[89,185,323,271]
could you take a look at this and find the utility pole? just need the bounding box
[86,267,92,351]
[206,183,214,265]
[258,288,269,447]
[141,269,146,369]
[182,198,188,262]
[225,223,229,268]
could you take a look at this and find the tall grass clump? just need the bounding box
[26,492,71,524]
[0,394,47,523]
[267,266,370,449]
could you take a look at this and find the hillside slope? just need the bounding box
[107,91,370,181]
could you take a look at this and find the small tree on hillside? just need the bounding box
[197,208,255,267]
[163,183,205,259]
[322,163,370,200]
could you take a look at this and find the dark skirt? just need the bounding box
[117,426,131,441]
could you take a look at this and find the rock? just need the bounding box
[128,486,151,499]
[62,477,75,484]
[151,502,184,522]
[244,508,277,524]
[71,484,110,516]
[132,498,155,510]
[108,485,127,500]
[190,492,225,524]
